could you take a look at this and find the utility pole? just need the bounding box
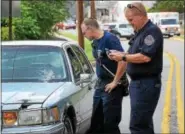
[76,0,84,49]
[9,0,12,40]
[90,0,96,19]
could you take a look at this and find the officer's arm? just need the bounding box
[113,61,127,83]
[109,35,126,83]
[124,53,151,63]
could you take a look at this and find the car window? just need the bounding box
[2,46,67,82]
[161,19,177,25]
[67,48,83,82]
[119,24,126,28]
[72,46,92,74]
[126,24,132,28]
[109,25,116,29]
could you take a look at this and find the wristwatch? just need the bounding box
[122,54,127,61]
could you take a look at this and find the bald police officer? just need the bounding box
[109,2,163,134]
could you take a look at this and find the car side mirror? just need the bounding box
[80,73,91,83]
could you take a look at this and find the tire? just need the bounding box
[166,35,171,38]
[177,33,181,36]
[62,116,74,134]
[126,37,131,40]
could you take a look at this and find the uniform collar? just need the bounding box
[96,31,106,41]
[135,19,151,34]
[129,20,151,46]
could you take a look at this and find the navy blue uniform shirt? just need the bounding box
[92,31,124,79]
[126,20,163,78]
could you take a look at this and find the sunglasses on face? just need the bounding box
[126,4,143,13]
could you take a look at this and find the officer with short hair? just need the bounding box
[109,2,163,134]
[81,18,127,134]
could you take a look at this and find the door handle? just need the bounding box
[88,85,92,90]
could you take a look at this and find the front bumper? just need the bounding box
[162,31,180,36]
[2,122,65,134]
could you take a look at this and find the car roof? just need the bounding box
[1,40,77,47]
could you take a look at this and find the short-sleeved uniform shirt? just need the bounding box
[126,20,163,78]
[92,31,124,79]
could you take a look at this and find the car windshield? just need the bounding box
[161,19,177,25]
[2,45,68,82]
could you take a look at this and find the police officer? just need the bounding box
[109,2,163,134]
[81,18,127,134]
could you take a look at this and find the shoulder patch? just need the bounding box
[144,35,155,46]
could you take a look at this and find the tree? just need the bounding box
[14,0,69,40]
[148,0,184,13]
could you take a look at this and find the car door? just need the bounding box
[65,46,85,129]
[71,46,95,122]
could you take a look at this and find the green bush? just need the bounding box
[13,1,69,40]
[14,18,42,40]
[1,27,15,41]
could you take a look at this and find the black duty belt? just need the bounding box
[129,74,161,80]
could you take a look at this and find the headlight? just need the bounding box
[43,107,60,123]
[18,107,60,126]
[19,109,42,125]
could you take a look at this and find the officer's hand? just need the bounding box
[105,81,118,93]
[107,50,119,60]
[109,51,124,62]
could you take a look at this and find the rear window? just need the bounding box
[109,25,116,29]
[119,24,126,28]
[119,24,132,28]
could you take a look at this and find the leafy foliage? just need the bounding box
[13,0,69,40]
[1,26,15,40]
[148,0,185,13]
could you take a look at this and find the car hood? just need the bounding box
[2,82,65,104]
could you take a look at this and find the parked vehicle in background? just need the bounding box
[102,23,120,38]
[148,12,181,37]
[55,19,76,30]
[102,22,134,40]
[2,40,96,134]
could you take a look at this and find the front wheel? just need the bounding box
[62,116,74,134]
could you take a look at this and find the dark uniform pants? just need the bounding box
[86,79,123,134]
[129,77,161,134]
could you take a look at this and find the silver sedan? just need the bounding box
[1,40,96,134]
